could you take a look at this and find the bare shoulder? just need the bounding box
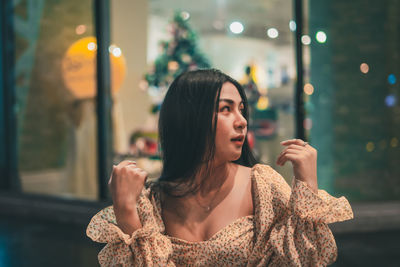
[238,164,252,172]
[237,163,271,179]
[232,164,254,215]
[232,164,252,184]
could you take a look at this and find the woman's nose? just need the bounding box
[235,113,247,129]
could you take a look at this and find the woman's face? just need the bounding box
[213,82,247,164]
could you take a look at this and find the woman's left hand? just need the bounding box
[276,139,318,193]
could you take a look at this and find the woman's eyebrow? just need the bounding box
[219,98,244,105]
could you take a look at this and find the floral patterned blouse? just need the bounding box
[87,164,353,266]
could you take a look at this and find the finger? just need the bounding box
[278,146,304,159]
[124,160,137,166]
[277,153,299,166]
[277,150,301,165]
[285,144,307,150]
[279,148,303,157]
[280,139,307,146]
[284,144,316,156]
[280,138,297,144]
[125,165,147,177]
[108,165,117,185]
[116,160,137,168]
[125,163,140,169]
[277,147,304,161]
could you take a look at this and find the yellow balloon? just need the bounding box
[62,36,126,99]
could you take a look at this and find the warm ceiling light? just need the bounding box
[229,21,244,34]
[301,35,311,45]
[267,28,279,39]
[289,20,296,32]
[316,31,327,43]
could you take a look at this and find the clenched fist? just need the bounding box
[109,160,147,234]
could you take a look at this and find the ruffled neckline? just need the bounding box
[149,165,259,244]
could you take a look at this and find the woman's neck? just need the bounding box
[194,161,234,196]
[161,162,238,219]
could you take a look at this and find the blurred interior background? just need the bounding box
[0,0,399,266]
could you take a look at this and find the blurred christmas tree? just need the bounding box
[142,11,211,113]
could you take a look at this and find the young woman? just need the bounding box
[87,69,353,266]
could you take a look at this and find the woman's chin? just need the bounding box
[231,152,242,161]
[214,153,241,164]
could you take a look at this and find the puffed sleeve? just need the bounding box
[249,164,353,267]
[86,188,175,267]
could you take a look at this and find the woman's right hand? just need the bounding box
[108,160,147,233]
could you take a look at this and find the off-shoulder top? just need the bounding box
[87,164,354,266]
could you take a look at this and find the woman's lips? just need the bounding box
[231,135,245,146]
[231,139,244,146]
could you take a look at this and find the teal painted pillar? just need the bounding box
[309,0,335,194]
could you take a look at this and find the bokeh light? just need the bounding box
[267,28,279,39]
[75,24,87,35]
[360,63,369,74]
[390,137,398,147]
[109,45,122,57]
[289,20,296,32]
[168,61,179,71]
[301,35,311,45]
[366,142,375,152]
[315,31,327,43]
[385,94,397,107]
[112,47,121,57]
[304,83,314,95]
[181,11,190,20]
[229,21,244,34]
[304,118,313,130]
[256,96,269,110]
[87,42,97,51]
[388,74,396,85]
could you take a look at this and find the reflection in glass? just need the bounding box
[128,0,298,180]
[15,0,99,200]
[308,0,400,201]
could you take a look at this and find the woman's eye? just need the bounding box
[221,106,230,112]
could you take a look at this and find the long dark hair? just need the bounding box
[150,69,257,197]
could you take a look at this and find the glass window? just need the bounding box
[15,0,98,200]
[306,0,400,201]
[110,0,163,179]
[110,0,298,182]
